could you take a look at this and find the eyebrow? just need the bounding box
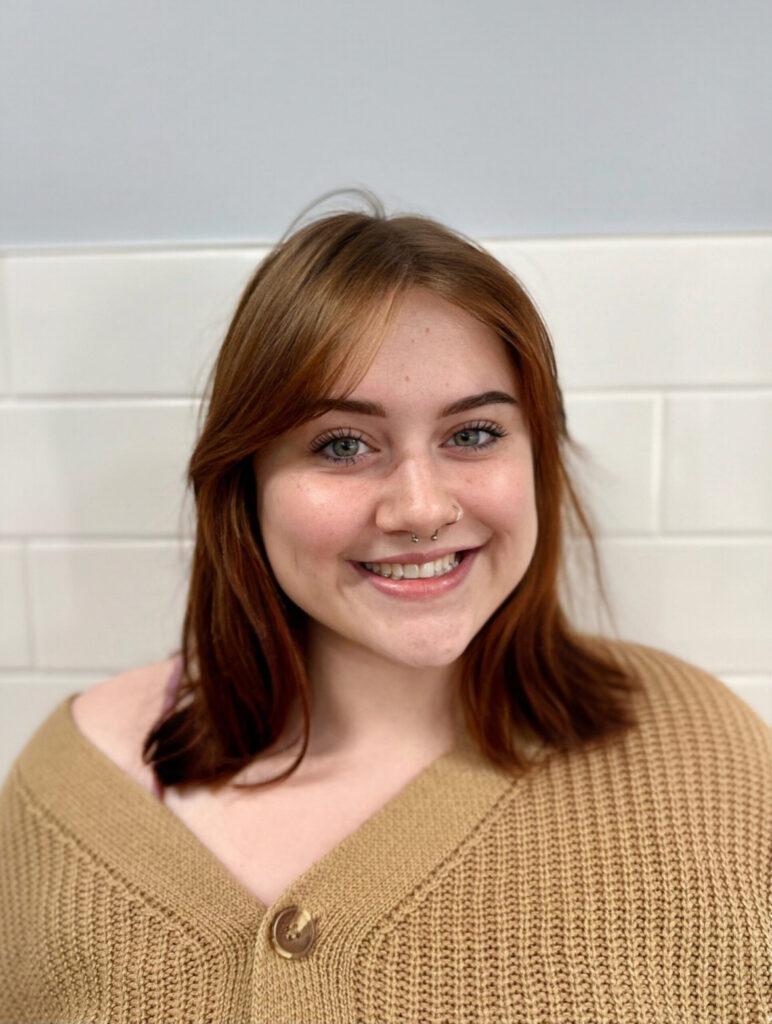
[309,390,519,419]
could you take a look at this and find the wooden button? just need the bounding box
[270,906,316,959]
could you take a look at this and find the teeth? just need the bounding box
[362,553,460,579]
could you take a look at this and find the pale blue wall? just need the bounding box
[1,0,770,247]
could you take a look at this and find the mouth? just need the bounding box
[349,545,482,599]
[358,547,477,579]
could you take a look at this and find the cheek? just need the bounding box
[259,474,356,564]
[479,457,536,524]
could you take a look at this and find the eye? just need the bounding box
[309,428,371,465]
[449,422,507,450]
[309,421,508,467]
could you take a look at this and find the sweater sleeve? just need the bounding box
[0,764,65,1024]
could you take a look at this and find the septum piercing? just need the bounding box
[410,504,462,544]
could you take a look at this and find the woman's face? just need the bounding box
[253,287,538,672]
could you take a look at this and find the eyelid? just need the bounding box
[309,419,508,459]
[311,418,504,444]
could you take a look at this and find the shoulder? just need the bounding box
[584,631,732,695]
[582,631,729,691]
[70,656,180,794]
[584,632,772,749]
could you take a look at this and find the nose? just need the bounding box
[373,451,457,541]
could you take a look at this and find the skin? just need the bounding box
[253,286,538,769]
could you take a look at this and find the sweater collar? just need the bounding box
[17,696,530,938]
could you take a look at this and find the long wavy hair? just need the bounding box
[142,188,645,792]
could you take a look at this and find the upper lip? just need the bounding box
[355,545,478,565]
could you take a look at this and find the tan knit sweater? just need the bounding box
[1,636,770,1024]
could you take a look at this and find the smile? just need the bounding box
[350,547,480,600]
[361,552,461,579]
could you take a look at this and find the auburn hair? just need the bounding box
[142,188,645,793]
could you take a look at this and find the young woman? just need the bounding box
[1,191,770,1024]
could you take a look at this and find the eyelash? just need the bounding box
[309,420,509,467]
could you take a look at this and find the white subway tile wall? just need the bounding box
[487,237,772,387]
[4,251,261,395]
[0,262,11,393]
[663,394,772,532]
[0,402,197,535]
[1,237,770,779]
[27,541,192,669]
[562,395,657,535]
[0,545,30,666]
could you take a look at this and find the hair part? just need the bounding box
[142,187,645,793]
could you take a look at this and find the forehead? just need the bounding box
[382,287,505,353]
[337,288,521,401]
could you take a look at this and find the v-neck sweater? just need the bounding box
[1,635,770,1024]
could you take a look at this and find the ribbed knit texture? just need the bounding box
[1,635,770,1023]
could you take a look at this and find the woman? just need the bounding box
[1,190,770,1024]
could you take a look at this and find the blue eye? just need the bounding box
[309,421,508,467]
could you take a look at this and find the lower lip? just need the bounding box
[349,547,481,600]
